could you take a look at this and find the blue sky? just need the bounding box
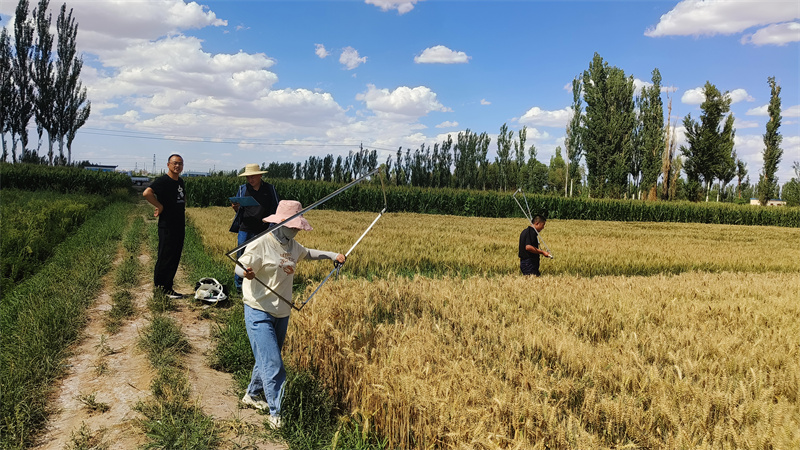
[2,0,799,185]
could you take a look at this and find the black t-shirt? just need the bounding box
[239,183,280,233]
[518,226,540,260]
[150,174,185,229]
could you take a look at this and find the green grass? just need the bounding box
[104,290,136,334]
[138,315,190,369]
[0,201,133,450]
[134,368,220,450]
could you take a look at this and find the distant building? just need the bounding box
[750,198,787,206]
[183,171,209,178]
[84,165,117,172]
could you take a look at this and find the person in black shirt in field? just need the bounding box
[143,154,186,298]
[230,164,280,291]
[519,215,550,276]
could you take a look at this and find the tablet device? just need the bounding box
[229,196,259,206]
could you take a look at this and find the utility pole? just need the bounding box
[152,154,156,174]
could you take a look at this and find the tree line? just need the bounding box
[247,53,794,205]
[1,0,90,166]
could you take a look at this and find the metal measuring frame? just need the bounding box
[226,167,387,311]
[512,188,554,259]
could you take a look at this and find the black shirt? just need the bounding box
[149,174,185,229]
[239,182,280,233]
[518,226,540,260]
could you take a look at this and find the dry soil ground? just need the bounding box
[31,220,287,450]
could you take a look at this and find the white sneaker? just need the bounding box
[267,414,282,429]
[241,393,268,411]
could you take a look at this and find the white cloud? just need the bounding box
[340,46,367,70]
[86,36,278,107]
[436,121,459,128]
[315,44,329,59]
[645,0,799,43]
[746,104,800,117]
[785,105,800,117]
[727,88,755,104]
[741,21,800,45]
[356,84,448,118]
[518,107,572,128]
[481,99,491,106]
[20,0,228,55]
[662,86,679,94]
[414,45,470,64]
[746,105,769,116]
[365,0,423,15]
[681,87,706,105]
[520,127,550,141]
[734,119,760,129]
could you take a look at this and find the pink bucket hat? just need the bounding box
[263,200,313,231]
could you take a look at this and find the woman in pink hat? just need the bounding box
[235,200,345,428]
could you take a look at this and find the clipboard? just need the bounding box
[229,196,259,207]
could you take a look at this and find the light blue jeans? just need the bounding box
[244,304,289,417]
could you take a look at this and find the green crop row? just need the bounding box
[0,189,109,299]
[0,201,133,450]
[184,176,800,227]
[0,163,132,195]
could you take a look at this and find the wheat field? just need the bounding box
[188,207,800,449]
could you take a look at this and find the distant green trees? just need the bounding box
[1,0,90,165]
[283,56,791,206]
[782,162,800,207]
[582,53,636,199]
[680,81,736,202]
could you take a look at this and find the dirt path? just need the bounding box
[32,223,286,449]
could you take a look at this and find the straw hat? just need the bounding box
[238,164,267,177]
[263,200,313,230]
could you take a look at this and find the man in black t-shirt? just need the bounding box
[518,215,550,276]
[143,154,186,298]
[230,163,280,290]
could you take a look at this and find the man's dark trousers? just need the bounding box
[154,226,185,292]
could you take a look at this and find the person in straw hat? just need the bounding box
[235,200,345,428]
[230,164,280,291]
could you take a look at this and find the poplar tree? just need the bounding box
[0,27,13,162]
[495,123,513,191]
[55,3,90,165]
[11,0,35,163]
[636,68,666,200]
[548,146,566,195]
[680,82,734,202]
[661,94,676,200]
[32,0,57,165]
[582,53,636,198]
[735,157,747,199]
[758,76,783,205]
[513,126,529,189]
[564,76,582,197]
